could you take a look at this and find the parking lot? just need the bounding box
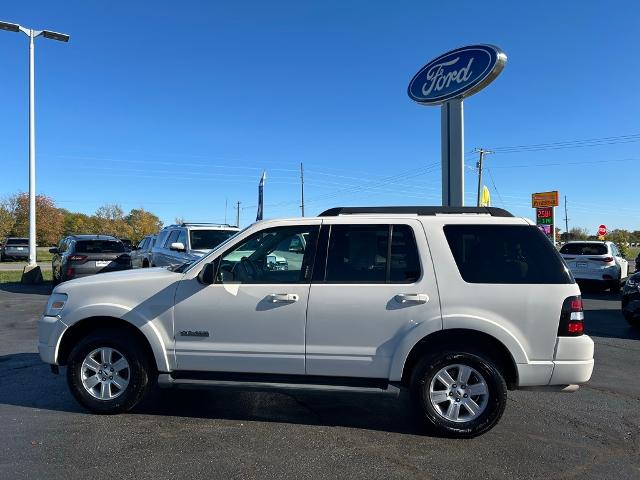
[0,283,638,480]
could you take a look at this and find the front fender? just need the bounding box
[59,303,172,372]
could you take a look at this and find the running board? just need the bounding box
[157,373,401,397]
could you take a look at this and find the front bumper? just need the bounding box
[38,315,67,365]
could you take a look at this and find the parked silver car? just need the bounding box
[151,223,239,268]
[130,234,156,268]
[50,235,131,284]
[1,237,29,261]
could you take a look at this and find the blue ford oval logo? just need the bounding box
[408,45,507,105]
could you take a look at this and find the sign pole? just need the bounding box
[441,99,464,207]
[552,207,556,245]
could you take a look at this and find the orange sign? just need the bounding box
[531,191,559,208]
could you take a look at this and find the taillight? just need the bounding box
[589,256,614,263]
[69,255,88,263]
[558,295,584,336]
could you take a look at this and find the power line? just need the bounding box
[487,132,640,153]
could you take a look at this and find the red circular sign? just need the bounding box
[598,225,607,236]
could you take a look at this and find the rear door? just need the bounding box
[305,220,441,379]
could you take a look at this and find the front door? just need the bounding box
[173,222,320,375]
[305,220,441,379]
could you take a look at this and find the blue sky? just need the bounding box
[0,1,638,232]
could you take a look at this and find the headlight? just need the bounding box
[44,293,68,317]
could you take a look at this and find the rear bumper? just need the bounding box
[516,335,594,387]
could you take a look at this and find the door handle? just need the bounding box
[394,293,429,304]
[268,293,299,303]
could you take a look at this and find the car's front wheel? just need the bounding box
[411,348,507,438]
[66,330,152,414]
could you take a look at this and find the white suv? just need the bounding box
[38,206,594,438]
[559,241,628,292]
[151,222,240,268]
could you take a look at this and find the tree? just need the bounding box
[607,229,631,258]
[568,227,589,241]
[0,204,13,239]
[61,210,95,237]
[7,193,64,246]
[125,208,163,243]
[94,204,132,239]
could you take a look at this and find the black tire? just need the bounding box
[411,347,507,438]
[624,311,640,327]
[66,329,152,414]
[609,277,621,293]
[142,260,149,268]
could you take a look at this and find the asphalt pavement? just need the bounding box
[0,282,638,479]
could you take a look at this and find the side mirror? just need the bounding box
[170,242,186,252]
[198,258,220,285]
[49,247,59,254]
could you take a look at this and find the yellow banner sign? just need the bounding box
[531,191,559,208]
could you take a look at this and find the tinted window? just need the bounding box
[75,240,125,253]
[190,230,236,250]
[164,230,180,247]
[390,225,421,283]
[138,238,148,250]
[324,224,420,283]
[559,243,608,256]
[444,225,572,284]
[176,230,187,246]
[218,226,318,283]
[155,231,169,249]
[7,238,28,245]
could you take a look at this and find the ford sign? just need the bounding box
[408,45,507,105]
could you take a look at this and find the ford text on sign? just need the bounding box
[531,191,559,208]
[408,45,507,105]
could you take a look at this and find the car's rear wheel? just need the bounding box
[66,330,151,414]
[411,348,507,438]
[142,259,149,268]
[609,275,621,293]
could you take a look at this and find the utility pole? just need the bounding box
[475,148,492,207]
[224,198,228,224]
[564,195,569,241]
[300,162,305,217]
[235,201,240,228]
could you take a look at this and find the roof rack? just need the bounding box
[319,206,514,217]
[162,223,238,229]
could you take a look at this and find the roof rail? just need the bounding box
[162,223,238,229]
[319,206,514,217]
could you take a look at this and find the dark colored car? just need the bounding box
[622,272,640,327]
[50,235,131,284]
[635,253,639,273]
[0,237,29,261]
[119,238,133,252]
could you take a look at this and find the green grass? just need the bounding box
[0,269,52,284]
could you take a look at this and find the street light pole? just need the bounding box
[28,29,36,266]
[0,21,69,273]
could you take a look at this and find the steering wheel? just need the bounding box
[234,256,259,282]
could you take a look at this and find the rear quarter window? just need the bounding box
[444,225,573,284]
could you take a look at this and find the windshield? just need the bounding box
[76,240,125,253]
[559,243,608,256]
[6,238,28,245]
[190,229,238,250]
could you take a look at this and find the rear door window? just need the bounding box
[444,225,573,284]
[559,243,608,256]
[323,224,421,283]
